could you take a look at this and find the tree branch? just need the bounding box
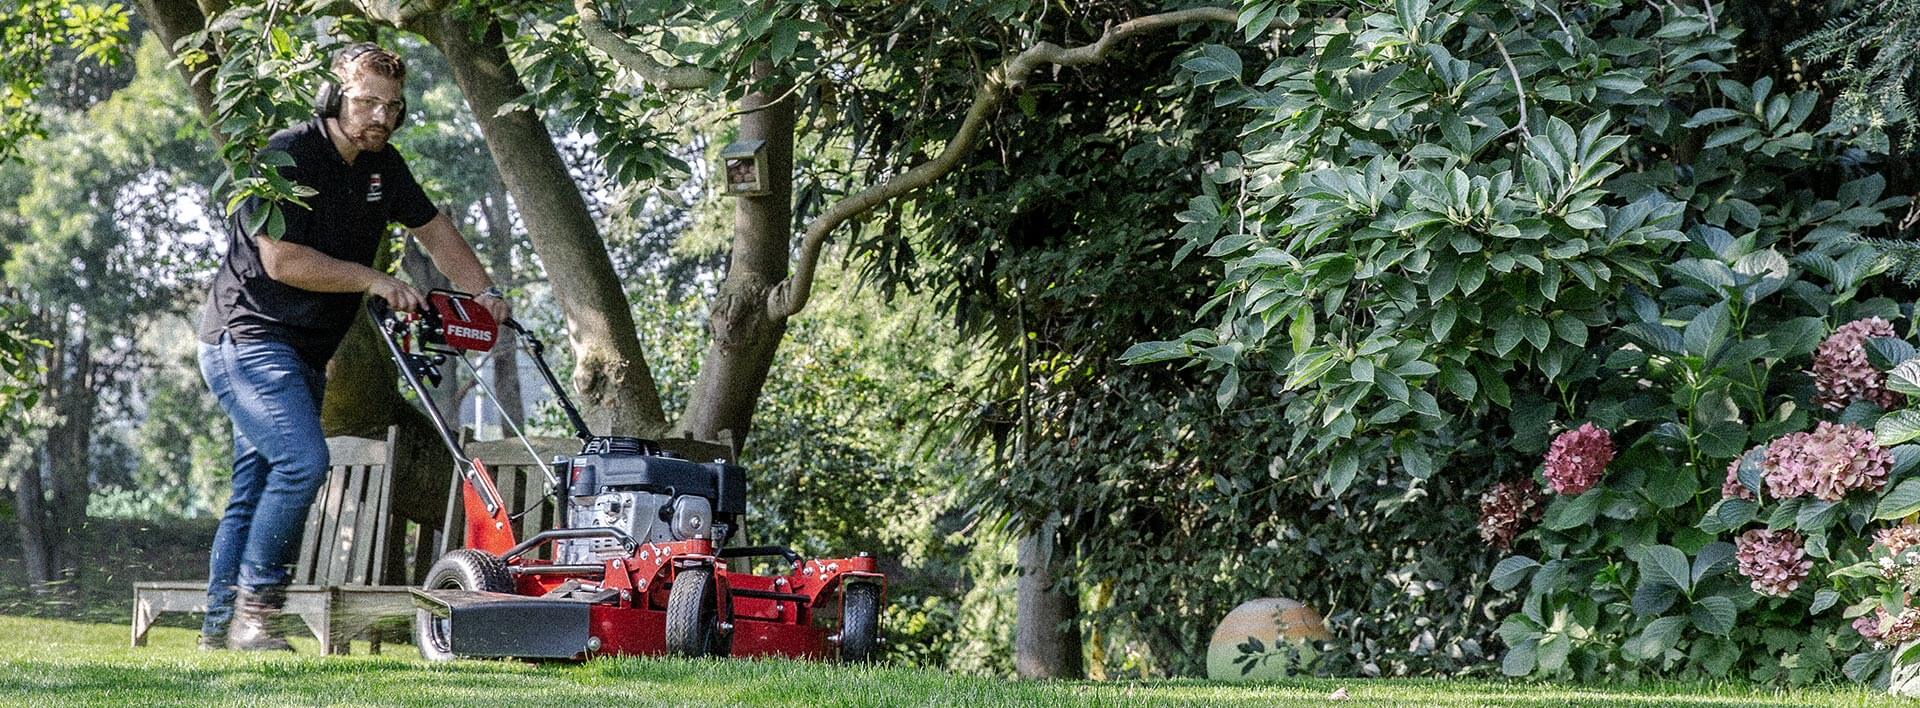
[766,6,1238,320]
[574,0,717,91]
[343,0,446,28]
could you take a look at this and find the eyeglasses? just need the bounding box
[347,94,405,117]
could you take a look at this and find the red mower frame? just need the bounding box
[368,291,886,662]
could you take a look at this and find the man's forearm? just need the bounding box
[258,236,385,292]
[412,213,494,294]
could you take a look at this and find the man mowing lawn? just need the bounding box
[193,41,511,651]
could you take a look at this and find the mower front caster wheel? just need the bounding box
[414,549,514,661]
[666,567,728,658]
[838,582,882,663]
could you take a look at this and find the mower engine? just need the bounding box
[552,438,746,564]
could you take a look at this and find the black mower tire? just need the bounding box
[414,549,514,661]
[665,567,719,658]
[838,582,882,663]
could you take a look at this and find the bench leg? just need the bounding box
[293,609,332,655]
[131,593,157,647]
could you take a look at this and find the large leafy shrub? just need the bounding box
[1137,0,1914,682]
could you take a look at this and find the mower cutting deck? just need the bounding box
[369,291,885,662]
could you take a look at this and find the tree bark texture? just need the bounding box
[130,0,227,144]
[679,63,793,445]
[417,11,670,439]
[1015,513,1083,679]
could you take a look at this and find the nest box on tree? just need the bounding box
[720,139,769,197]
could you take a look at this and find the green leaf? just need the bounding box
[1844,650,1890,683]
[1537,633,1571,674]
[1683,301,1731,357]
[1768,497,1805,529]
[1877,409,1920,447]
[1624,616,1689,661]
[1492,555,1541,591]
[1876,479,1920,520]
[1437,366,1478,400]
[1797,499,1842,532]
[1696,421,1747,459]
[1704,126,1758,149]
[1889,360,1920,396]
[1691,596,1737,636]
[1812,589,1841,614]
[1639,545,1693,593]
[1895,445,1920,477]
[1502,636,1540,677]
[1543,490,1604,530]
[1632,579,1680,616]
[1692,542,1736,585]
[1644,464,1696,509]
[1868,338,1919,370]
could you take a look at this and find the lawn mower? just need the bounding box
[366,291,884,662]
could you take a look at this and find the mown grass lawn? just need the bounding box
[0,615,1905,707]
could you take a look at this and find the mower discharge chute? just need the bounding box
[367,291,885,662]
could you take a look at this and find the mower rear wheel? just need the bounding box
[414,549,514,661]
[838,582,882,663]
[665,567,721,658]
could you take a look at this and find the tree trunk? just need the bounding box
[679,62,794,447]
[15,444,54,590]
[417,12,669,439]
[45,322,94,583]
[1015,513,1083,679]
[129,0,226,143]
[13,328,56,591]
[481,180,524,428]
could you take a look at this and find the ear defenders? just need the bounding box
[315,42,407,129]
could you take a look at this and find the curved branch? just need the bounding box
[766,6,1238,320]
[575,0,717,91]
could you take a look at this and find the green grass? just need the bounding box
[0,615,1907,707]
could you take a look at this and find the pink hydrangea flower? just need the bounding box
[1543,423,1614,495]
[1761,422,1891,501]
[1877,524,1920,558]
[1478,478,1547,551]
[1735,528,1812,597]
[1812,317,1902,412]
[1722,450,1758,501]
[1859,608,1920,648]
[1857,614,1885,644]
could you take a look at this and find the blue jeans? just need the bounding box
[196,332,330,635]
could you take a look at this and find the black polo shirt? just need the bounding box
[197,118,438,370]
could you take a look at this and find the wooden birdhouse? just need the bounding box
[720,139,769,197]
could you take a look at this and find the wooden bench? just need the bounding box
[132,428,431,654]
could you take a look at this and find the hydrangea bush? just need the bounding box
[1128,0,1917,683]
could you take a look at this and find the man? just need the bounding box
[195,43,511,651]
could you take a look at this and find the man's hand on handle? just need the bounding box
[474,287,511,323]
[367,273,425,313]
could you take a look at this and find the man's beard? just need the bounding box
[348,120,390,151]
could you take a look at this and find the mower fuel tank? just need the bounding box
[570,453,746,515]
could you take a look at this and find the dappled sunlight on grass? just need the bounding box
[0,615,1903,706]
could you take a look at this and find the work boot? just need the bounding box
[197,632,223,651]
[226,586,294,652]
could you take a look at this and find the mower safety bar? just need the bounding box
[717,545,802,565]
[365,297,503,515]
[500,527,639,562]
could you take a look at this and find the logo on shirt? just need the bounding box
[367,173,384,203]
